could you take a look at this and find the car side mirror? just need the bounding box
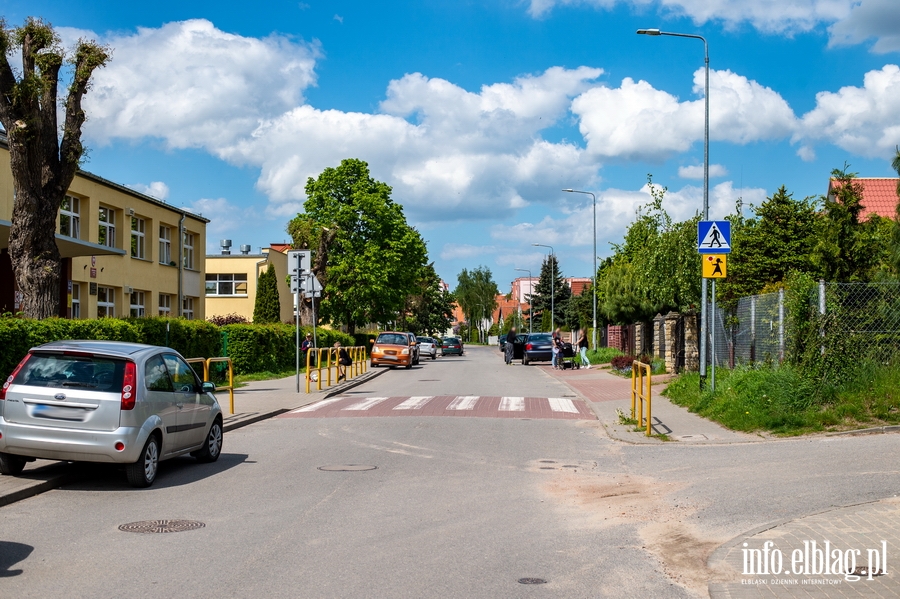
[202,381,216,393]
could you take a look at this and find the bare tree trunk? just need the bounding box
[8,187,61,317]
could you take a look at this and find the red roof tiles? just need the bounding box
[828,178,899,220]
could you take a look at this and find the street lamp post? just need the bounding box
[514,268,533,335]
[563,188,597,351]
[637,27,710,388]
[532,243,555,332]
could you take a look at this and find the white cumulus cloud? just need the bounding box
[82,19,320,149]
[795,64,900,159]
[126,181,170,200]
[571,69,797,160]
[829,0,900,53]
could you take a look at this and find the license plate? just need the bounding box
[382,355,397,360]
[31,404,88,422]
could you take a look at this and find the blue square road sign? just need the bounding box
[697,220,731,254]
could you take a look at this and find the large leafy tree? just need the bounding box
[288,159,427,334]
[253,264,281,324]
[455,266,499,339]
[527,254,571,330]
[0,18,109,318]
[398,264,455,336]
[720,186,821,303]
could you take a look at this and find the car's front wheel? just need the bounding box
[126,434,160,488]
[0,452,26,476]
[193,417,223,463]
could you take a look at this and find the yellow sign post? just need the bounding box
[702,254,727,278]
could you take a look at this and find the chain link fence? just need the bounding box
[706,281,900,369]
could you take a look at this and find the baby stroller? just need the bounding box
[560,342,581,370]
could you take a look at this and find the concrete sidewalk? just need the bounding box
[0,365,385,507]
[540,363,759,444]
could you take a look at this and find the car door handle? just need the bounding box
[176,403,184,409]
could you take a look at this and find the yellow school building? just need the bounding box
[205,243,294,323]
[0,135,208,319]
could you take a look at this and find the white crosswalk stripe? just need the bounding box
[343,397,390,411]
[548,397,579,413]
[393,396,435,410]
[499,396,525,411]
[447,395,480,410]
[292,397,347,413]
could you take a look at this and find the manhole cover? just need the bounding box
[562,465,578,468]
[418,379,440,382]
[119,520,205,534]
[539,467,555,470]
[518,578,548,585]
[317,465,377,472]
[539,460,556,463]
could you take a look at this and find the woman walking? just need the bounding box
[577,330,590,369]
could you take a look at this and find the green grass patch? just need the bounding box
[233,368,301,387]
[587,347,625,365]
[664,360,900,435]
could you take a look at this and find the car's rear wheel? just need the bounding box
[523,355,529,365]
[126,434,160,488]
[194,417,223,463]
[0,452,26,476]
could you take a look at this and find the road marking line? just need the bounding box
[393,396,434,410]
[447,395,480,410]
[499,396,525,411]
[292,397,347,413]
[548,397,579,413]
[343,397,390,411]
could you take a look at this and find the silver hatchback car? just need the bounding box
[0,340,223,487]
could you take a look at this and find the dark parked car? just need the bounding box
[441,337,464,356]
[522,333,553,365]
[500,334,527,360]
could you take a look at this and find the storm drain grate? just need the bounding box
[518,578,548,585]
[539,460,556,463]
[318,465,377,472]
[119,520,205,534]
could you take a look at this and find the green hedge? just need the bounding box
[0,316,355,378]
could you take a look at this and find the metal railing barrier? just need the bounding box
[305,346,367,393]
[631,360,652,436]
[187,357,235,415]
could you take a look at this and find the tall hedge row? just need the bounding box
[0,317,356,378]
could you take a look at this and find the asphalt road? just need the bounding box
[1,346,900,598]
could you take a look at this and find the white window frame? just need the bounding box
[71,283,80,319]
[182,296,195,320]
[159,226,172,265]
[131,217,146,259]
[59,195,80,239]
[205,274,249,296]
[159,293,171,317]
[98,206,116,248]
[130,291,146,318]
[97,286,115,318]
[183,232,195,270]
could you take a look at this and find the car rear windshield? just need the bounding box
[12,353,126,393]
[527,334,552,343]
[416,337,432,343]
[376,333,408,345]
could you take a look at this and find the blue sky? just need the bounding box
[6,0,900,292]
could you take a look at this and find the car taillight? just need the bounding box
[121,361,137,410]
[525,343,533,351]
[0,354,31,401]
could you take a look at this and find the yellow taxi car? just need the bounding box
[370,331,417,369]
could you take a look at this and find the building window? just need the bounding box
[182,296,195,320]
[159,293,171,317]
[98,206,116,248]
[59,195,80,239]
[159,226,172,265]
[183,232,195,270]
[97,286,115,318]
[131,217,146,259]
[205,274,248,296]
[130,291,146,317]
[71,283,80,319]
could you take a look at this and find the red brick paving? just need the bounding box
[278,394,595,420]
[536,364,635,403]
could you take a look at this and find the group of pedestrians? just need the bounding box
[504,325,592,370]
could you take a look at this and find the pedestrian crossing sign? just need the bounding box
[697,220,731,254]
[702,254,727,278]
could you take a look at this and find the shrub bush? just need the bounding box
[207,313,249,326]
